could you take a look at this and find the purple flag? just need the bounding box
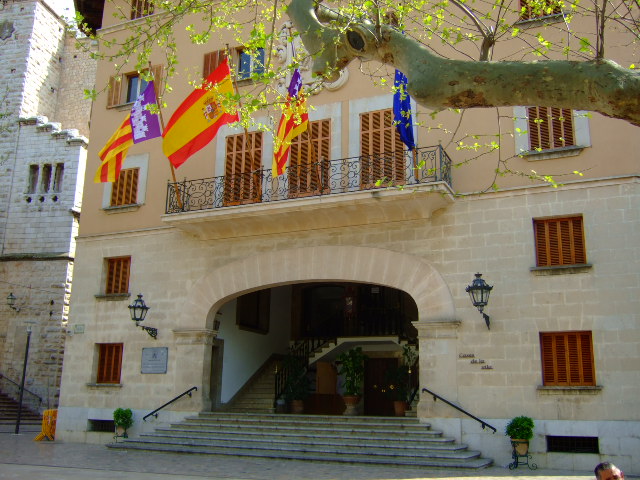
[130,81,162,143]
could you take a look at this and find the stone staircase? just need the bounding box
[108,412,493,469]
[0,392,42,426]
[220,357,280,413]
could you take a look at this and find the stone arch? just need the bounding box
[186,246,455,329]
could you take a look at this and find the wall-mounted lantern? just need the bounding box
[128,294,157,338]
[6,293,19,312]
[466,273,493,330]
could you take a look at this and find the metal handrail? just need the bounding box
[421,386,496,433]
[0,372,43,405]
[143,386,197,421]
[274,338,334,404]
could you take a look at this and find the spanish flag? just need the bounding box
[162,57,239,168]
[94,115,134,183]
[272,69,308,177]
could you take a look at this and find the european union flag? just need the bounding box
[393,69,415,151]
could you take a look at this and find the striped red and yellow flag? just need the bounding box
[162,57,239,168]
[272,69,309,177]
[94,115,134,183]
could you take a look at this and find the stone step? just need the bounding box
[109,412,493,469]
[143,430,464,450]
[111,440,492,469]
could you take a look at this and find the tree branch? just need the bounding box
[287,0,640,126]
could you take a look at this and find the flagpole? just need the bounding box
[149,63,183,209]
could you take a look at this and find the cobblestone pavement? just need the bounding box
[0,430,596,480]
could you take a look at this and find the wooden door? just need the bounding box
[364,357,396,416]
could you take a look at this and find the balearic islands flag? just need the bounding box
[272,69,309,177]
[94,115,134,183]
[94,80,162,183]
[131,80,162,143]
[162,57,239,168]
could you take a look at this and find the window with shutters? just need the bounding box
[527,107,575,151]
[519,0,562,20]
[236,290,270,334]
[203,48,264,81]
[533,216,586,267]
[223,132,263,205]
[107,65,163,108]
[288,119,331,198]
[360,109,406,189]
[540,331,595,386]
[110,168,139,207]
[96,343,123,384]
[130,0,154,19]
[105,256,131,295]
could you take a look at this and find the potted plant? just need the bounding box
[336,347,367,415]
[282,355,310,413]
[384,363,410,416]
[113,408,134,439]
[505,415,534,455]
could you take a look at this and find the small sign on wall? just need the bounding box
[141,347,168,374]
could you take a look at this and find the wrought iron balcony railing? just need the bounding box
[165,145,452,214]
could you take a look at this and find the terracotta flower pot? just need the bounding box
[511,438,529,456]
[342,395,360,416]
[290,399,304,414]
[393,400,408,417]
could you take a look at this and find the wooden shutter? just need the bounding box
[106,256,131,294]
[527,107,575,150]
[149,64,163,98]
[360,109,405,189]
[520,0,562,20]
[223,132,263,205]
[131,0,154,19]
[534,216,586,267]
[97,343,123,384]
[540,332,595,386]
[289,119,331,198]
[203,50,225,79]
[107,75,123,108]
[110,168,139,207]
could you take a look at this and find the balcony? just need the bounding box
[161,145,455,240]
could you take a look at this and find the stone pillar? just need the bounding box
[415,320,461,419]
[172,328,216,412]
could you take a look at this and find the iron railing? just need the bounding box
[0,372,44,409]
[166,145,452,214]
[143,386,198,421]
[422,386,496,433]
[274,338,333,404]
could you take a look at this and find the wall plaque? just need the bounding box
[141,347,168,374]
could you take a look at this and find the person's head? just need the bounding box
[595,462,624,480]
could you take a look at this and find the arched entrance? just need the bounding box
[179,246,456,414]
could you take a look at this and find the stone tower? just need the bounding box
[0,0,96,411]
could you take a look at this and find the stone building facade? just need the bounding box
[58,0,639,474]
[0,0,95,410]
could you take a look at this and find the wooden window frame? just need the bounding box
[203,48,264,82]
[110,168,139,207]
[533,216,586,267]
[527,107,575,151]
[96,343,123,384]
[519,0,562,20]
[105,256,131,295]
[107,65,163,108]
[540,331,595,386]
[130,0,154,19]
[236,290,270,334]
[223,131,263,206]
[360,109,406,189]
[288,119,331,198]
